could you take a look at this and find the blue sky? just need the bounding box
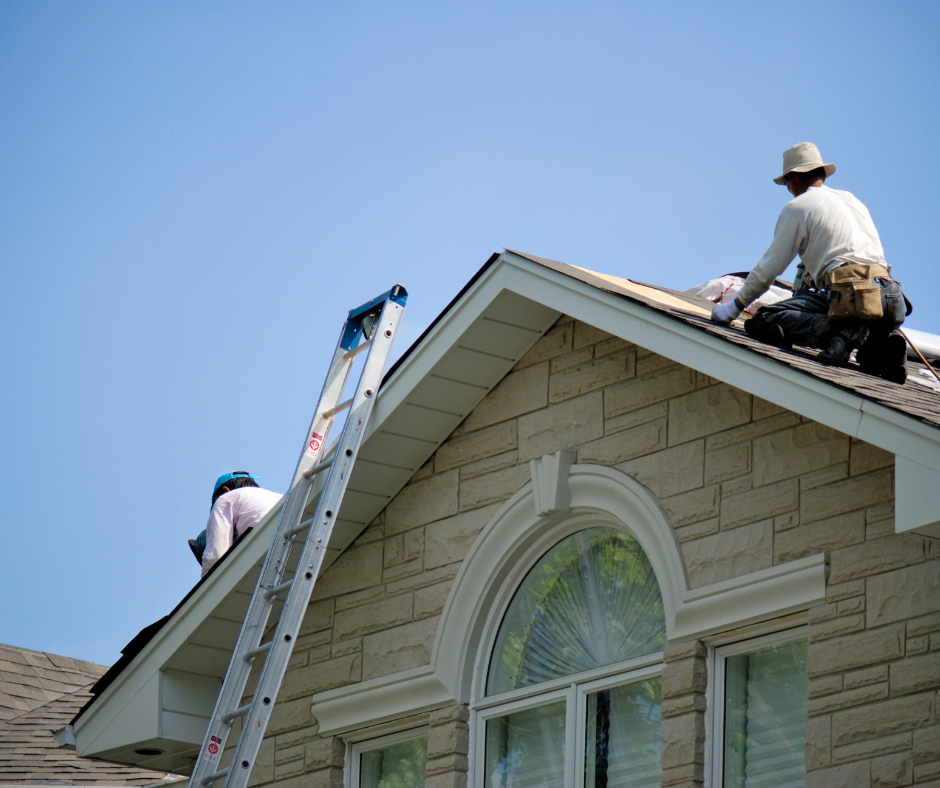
[2,2,938,665]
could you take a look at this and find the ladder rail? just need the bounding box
[187,285,406,788]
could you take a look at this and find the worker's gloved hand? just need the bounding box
[711,300,744,325]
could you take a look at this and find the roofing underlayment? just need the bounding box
[69,249,940,756]
[0,643,171,785]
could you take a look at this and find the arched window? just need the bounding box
[475,527,667,788]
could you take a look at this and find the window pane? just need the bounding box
[585,677,662,788]
[488,529,666,695]
[484,701,566,788]
[723,640,808,788]
[360,737,428,788]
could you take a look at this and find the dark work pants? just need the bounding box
[748,278,908,350]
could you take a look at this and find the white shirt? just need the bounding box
[738,185,887,307]
[201,487,282,578]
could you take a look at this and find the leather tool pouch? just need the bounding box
[826,264,887,320]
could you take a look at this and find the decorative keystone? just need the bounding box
[529,450,576,516]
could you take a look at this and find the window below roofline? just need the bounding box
[347,725,429,788]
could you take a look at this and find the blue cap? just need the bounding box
[212,471,257,507]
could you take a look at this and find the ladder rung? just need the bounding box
[284,517,313,538]
[343,339,373,360]
[302,456,333,480]
[202,767,230,786]
[222,703,252,725]
[263,579,293,599]
[321,398,353,420]
[243,642,272,663]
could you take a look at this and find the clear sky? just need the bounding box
[2,2,939,665]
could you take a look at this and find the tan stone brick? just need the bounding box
[891,653,940,697]
[839,596,865,616]
[845,665,888,690]
[909,613,940,638]
[459,450,518,480]
[720,479,798,530]
[664,640,707,661]
[425,772,468,788]
[385,563,460,596]
[300,599,334,633]
[668,384,752,445]
[867,562,940,627]
[334,585,384,613]
[354,521,385,545]
[415,580,453,619]
[426,754,470,776]
[832,732,911,765]
[675,518,721,543]
[806,760,871,788]
[811,614,866,642]
[807,716,832,769]
[851,441,895,476]
[427,721,470,759]
[800,469,893,524]
[832,693,934,746]
[776,511,867,563]
[513,323,573,370]
[660,763,704,786]
[604,365,698,418]
[808,626,904,677]
[705,442,751,484]
[915,762,940,783]
[551,347,593,372]
[913,726,940,765]
[304,737,345,770]
[385,470,459,534]
[753,397,788,420]
[430,703,470,725]
[810,603,839,624]
[871,752,913,788]
[662,657,707,698]
[661,712,705,768]
[828,579,866,603]
[604,401,669,435]
[288,650,308,669]
[549,349,635,403]
[807,682,889,715]
[775,511,801,531]
[662,486,721,527]
[412,459,435,482]
[311,542,383,600]
[594,336,633,358]
[706,411,802,451]
[267,697,314,735]
[518,390,603,461]
[867,500,895,524]
[578,419,666,465]
[722,476,752,497]
[362,615,440,680]
[294,630,332,652]
[661,694,707,717]
[274,745,305,779]
[907,636,929,655]
[809,674,844,698]
[459,463,530,510]
[333,594,412,641]
[800,463,850,491]
[383,557,423,582]
[464,362,549,431]
[682,520,774,588]
[331,638,362,658]
[279,653,361,700]
[425,503,498,569]
[868,519,897,541]
[404,528,423,560]
[384,533,404,567]
[617,440,705,499]
[435,422,517,472]
[829,535,928,585]
[752,422,850,486]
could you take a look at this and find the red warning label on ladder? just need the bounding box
[205,735,222,762]
[307,433,323,457]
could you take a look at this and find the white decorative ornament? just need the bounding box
[529,449,576,516]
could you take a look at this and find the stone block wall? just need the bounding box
[249,315,938,788]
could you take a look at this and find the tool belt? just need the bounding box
[824,263,892,320]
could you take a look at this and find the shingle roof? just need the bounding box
[509,250,940,430]
[0,643,171,785]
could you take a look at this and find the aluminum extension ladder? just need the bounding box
[188,285,408,788]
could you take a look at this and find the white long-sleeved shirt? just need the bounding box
[201,487,282,578]
[737,185,887,307]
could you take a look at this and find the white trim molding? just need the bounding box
[310,460,827,735]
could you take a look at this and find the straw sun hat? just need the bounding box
[773,142,836,185]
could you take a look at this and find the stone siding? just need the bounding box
[250,316,938,788]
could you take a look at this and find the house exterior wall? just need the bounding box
[249,316,939,788]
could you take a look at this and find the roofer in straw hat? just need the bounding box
[710,142,911,384]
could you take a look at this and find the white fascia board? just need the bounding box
[497,252,940,471]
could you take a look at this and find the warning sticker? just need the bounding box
[204,735,222,762]
[307,433,323,458]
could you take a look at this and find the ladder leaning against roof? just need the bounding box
[188,285,408,788]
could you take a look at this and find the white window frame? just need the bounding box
[347,725,429,788]
[707,625,809,788]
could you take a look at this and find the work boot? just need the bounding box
[819,324,869,367]
[744,318,792,351]
[857,330,907,383]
